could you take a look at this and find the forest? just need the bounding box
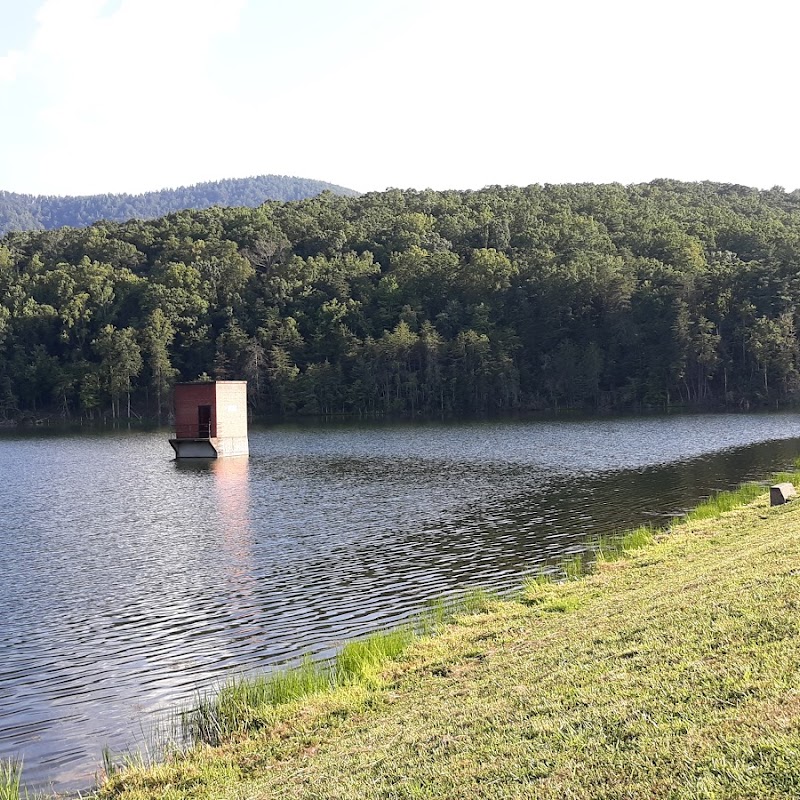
[1,179,800,422]
[0,174,358,236]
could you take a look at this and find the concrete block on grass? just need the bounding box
[770,482,797,506]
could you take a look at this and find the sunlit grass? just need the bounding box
[0,760,22,800]
[181,589,499,749]
[559,552,586,580]
[337,628,415,685]
[595,524,656,562]
[0,760,39,800]
[522,525,657,590]
[183,656,332,747]
[685,481,767,521]
[415,588,496,635]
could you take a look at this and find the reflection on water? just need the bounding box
[176,456,254,580]
[2,413,800,793]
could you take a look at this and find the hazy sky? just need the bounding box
[1,0,798,196]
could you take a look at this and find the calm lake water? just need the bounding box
[3,412,800,794]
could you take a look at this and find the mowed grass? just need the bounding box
[97,483,800,800]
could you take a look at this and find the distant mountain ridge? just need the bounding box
[0,174,360,235]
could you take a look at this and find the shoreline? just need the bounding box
[6,465,800,799]
[89,466,800,799]
[3,400,800,433]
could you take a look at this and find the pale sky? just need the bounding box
[1,0,798,196]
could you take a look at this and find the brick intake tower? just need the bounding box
[169,381,249,458]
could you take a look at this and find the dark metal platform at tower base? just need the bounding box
[169,436,249,458]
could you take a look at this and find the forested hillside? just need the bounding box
[0,175,359,235]
[2,180,800,421]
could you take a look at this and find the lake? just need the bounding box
[3,412,800,794]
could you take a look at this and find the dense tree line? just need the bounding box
[0,175,358,236]
[2,180,800,422]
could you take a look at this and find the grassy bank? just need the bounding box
[180,592,493,751]
[91,469,800,800]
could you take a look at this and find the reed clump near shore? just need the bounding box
[0,760,23,800]
[9,465,800,800]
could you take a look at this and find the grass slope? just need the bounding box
[97,492,800,799]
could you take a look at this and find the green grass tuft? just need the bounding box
[0,760,27,800]
[559,552,587,580]
[540,595,582,613]
[459,587,497,614]
[101,747,118,781]
[255,656,332,706]
[772,470,800,486]
[520,568,560,594]
[685,482,767,521]
[184,657,332,746]
[337,628,415,685]
[595,525,656,563]
[415,589,497,635]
